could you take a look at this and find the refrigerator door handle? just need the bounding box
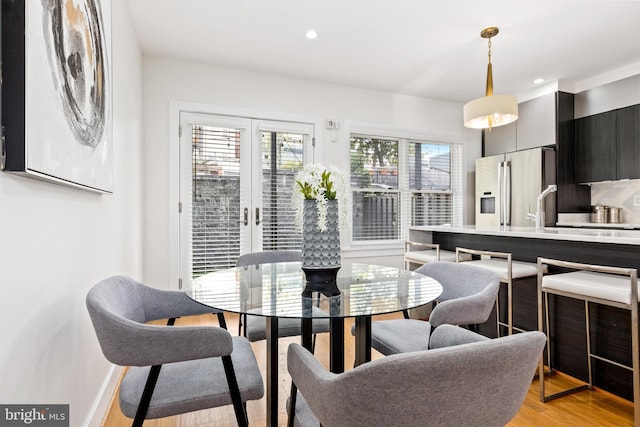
[504,161,511,226]
[498,162,504,225]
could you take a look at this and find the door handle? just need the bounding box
[244,208,248,226]
[255,207,260,225]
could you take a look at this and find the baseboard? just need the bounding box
[83,365,122,427]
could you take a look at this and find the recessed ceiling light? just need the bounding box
[533,78,545,84]
[305,30,318,40]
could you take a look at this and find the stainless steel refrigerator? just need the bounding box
[475,147,556,228]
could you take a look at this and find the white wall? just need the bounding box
[0,0,144,425]
[141,57,481,288]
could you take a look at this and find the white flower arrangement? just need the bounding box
[292,164,352,234]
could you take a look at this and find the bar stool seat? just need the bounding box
[403,241,470,270]
[537,258,639,427]
[465,259,540,280]
[543,271,638,304]
[405,249,458,264]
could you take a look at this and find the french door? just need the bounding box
[179,112,314,286]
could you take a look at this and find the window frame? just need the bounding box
[345,121,463,250]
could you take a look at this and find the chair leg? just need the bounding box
[132,364,162,427]
[287,382,298,427]
[217,312,228,330]
[538,285,547,402]
[631,301,640,427]
[243,314,248,338]
[544,292,551,371]
[585,300,593,389]
[507,278,513,335]
[222,355,249,427]
[495,296,501,338]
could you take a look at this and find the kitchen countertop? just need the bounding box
[410,225,640,245]
[556,221,640,229]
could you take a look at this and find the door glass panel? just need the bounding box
[260,130,304,250]
[180,114,313,285]
[191,125,242,276]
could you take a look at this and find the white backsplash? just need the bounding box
[590,180,640,224]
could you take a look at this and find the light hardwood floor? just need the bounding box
[101,313,633,426]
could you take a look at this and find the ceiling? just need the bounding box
[127,0,640,103]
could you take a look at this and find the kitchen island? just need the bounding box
[410,225,640,401]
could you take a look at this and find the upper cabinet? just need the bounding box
[483,92,568,155]
[616,104,640,180]
[482,121,516,155]
[575,104,640,183]
[516,92,557,150]
[575,110,616,183]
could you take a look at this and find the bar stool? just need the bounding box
[537,257,639,426]
[403,241,470,270]
[456,247,540,336]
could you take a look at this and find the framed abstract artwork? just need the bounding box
[2,0,112,193]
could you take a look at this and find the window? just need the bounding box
[350,133,462,243]
[408,142,454,227]
[351,136,400,240]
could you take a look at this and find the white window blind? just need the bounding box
[260,130,304,251]
[191,125,242,275]
[350,135,401,240]
[408,141,457,227]
[350,132,463,243]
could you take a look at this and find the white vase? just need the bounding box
[301,199,341,284]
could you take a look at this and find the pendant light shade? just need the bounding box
[464,27,518,130]
[463,94,518,129]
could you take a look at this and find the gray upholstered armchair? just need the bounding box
[288,324,545,427]
[367,261,500,355]
[86,275,264,427]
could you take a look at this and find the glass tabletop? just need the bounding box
[186,261,443,319]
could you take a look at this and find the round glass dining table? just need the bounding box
[185,261,442,427]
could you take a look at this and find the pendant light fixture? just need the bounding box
[463,27,518,130]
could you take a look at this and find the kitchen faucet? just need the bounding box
[527,184,557,230]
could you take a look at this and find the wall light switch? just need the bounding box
[325,119,335,129]
[634,195,640,206]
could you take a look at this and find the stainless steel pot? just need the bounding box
[591,205,609,223]
[608,206,622,223]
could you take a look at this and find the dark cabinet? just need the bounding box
[575,110,616,183]
[575,104,640,183]
[555,92,591,213]
[616,104,640,180]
